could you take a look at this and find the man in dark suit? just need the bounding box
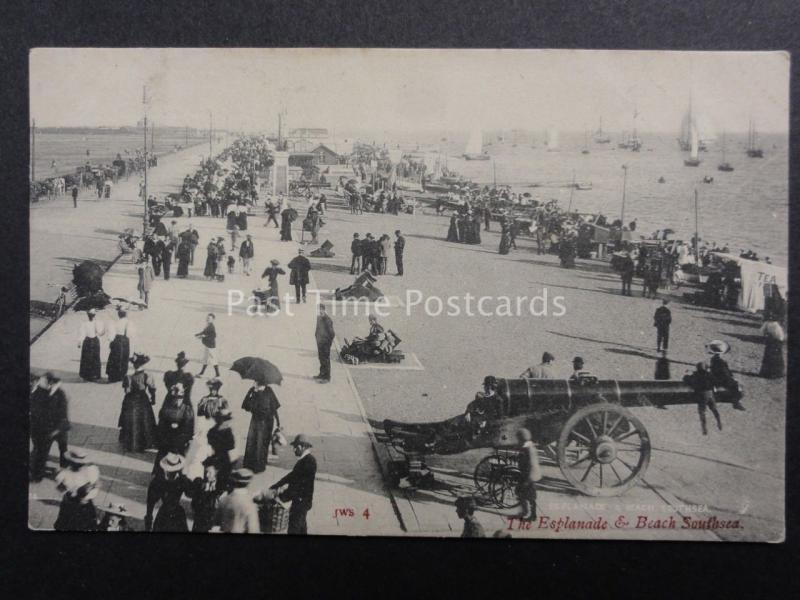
[270,434,317,535]
[394,230,405,276]
[30,373,70,482]
[288,248,311,303]
[620,252,634,296]
[350,233,362,275]
[314,304,335,383]
[653,299,672,351]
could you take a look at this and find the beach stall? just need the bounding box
[711,253,788,313]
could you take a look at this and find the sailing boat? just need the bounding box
[546,128,559,152]
[717,132,734,172]
[582,130,590,154]
[679,94,710,153]
[463,129,489,160]
[629,107,642,151]
[746,119,764,158]
[593,117,611,144]
[684,123,701,166]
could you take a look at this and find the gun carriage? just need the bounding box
[383,376,743,507]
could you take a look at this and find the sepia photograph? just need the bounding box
[27,48,788,541]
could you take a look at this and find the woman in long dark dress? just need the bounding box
[280,208,294,241]
[119,354,158,452]
[759,317,786,379]
[78,308,104,382]
[186,460,224,533]
[446,214,459,242]
[153,383,195,475]
[144,453,190,532]
[203,241,218,279]
[471,215,482,244]
[207,408,236,492]
[176,237,191,278]
[242,382,281,474]
[499,223,512,255]
[105,307,131,383]
[53,450,100,531]
[261,259,286,312]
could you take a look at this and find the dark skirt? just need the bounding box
[446,223,459,242]
[79,337,101,381]
[280,221,293,241]
[54,496,98,531]
[203,255,217,277]
[243,417,274,474]
[499,234,511,255]
[105,335,130,383]
[153,502,188,532]
[118,390,158,452]
[759,339,785,379]
[177,257,190,277]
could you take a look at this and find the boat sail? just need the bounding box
[746,119,764,158]
[545,129,559,151]
[684,123,701,166]
[582,130,590,154]
[679,94,712,152]
[593,117,611,143]
[463,129,489,160]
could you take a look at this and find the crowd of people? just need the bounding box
[349,230,405,276]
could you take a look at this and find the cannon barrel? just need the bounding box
[493,377,743,416]
[382,377,743,455]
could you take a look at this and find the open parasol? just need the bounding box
[230,357,283,385]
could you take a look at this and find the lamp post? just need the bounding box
[620,164,628,226]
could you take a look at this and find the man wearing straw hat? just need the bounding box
[269,434,317,535]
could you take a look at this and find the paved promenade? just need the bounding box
[29,143,212,340]
[29,173,401,534]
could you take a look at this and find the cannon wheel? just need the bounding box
[488,466,521,509]
[473,453,510,495]
[557,404,651,497]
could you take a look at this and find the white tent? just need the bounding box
[712,253,787,313]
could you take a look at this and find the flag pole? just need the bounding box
[694,188,699,266]
[142,85,148,236]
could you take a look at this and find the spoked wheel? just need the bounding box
[557,404,651,497]
[473,454,509,495]
[488,466,521,509]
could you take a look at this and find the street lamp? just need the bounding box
[620,164,628,226]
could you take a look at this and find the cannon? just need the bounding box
[383,376,743,501]
[334,271,384,302]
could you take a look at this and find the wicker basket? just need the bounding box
[259,499,290,534]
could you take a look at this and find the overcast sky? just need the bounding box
[30,48,789,134]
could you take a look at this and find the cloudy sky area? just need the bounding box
[30,48,789,134]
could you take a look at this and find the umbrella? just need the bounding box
[230,357,283,385]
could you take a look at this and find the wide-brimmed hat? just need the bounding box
[455,496,477,512]
[290,433,312,448]
[516,428,533,442]
[270,259,279,266]
[175,351,189,367]
[230,468,253,487]
[131,353,150,368]
[206,377,223,389]
[706,340,730,355]
[160,453,185,473]
[64,449,90,466]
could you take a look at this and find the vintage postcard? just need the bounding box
[28,48,787,541]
